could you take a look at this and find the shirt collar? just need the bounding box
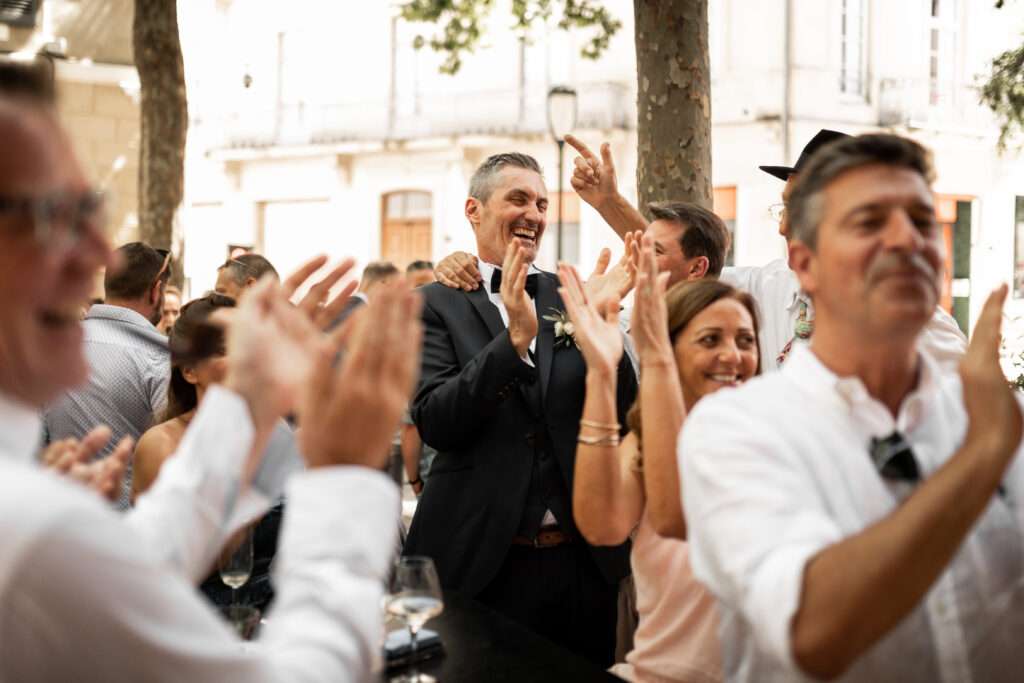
[86,304,157,330]
[476,257,541,286]
[784,344,939,435]
[0,390,42,466]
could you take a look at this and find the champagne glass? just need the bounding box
[387,556,444,682]
[218,526,254,607]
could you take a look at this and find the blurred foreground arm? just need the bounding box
[0,264,423,682]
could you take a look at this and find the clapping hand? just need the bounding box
[501,240,539,358]
[220,256,363,430]
[960,284,1023,459]
[558,263,623,376]
[290,256,360,330]
[631,233,674,366]
[41,426,133,502]
[565,134,620,210]
[583,231,642,304]
[298,281,423,470]
[435,251,482,291]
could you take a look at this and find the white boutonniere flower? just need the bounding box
[543,308,578,349]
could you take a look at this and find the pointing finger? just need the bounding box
[564,134,597,162]
[600,142,616,175]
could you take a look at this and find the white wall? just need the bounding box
[180,0,1024,360]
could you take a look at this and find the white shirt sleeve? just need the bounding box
[0,467,399,683]
[679,393,843,670]
[124,386,271,583]
[719,265,748,291]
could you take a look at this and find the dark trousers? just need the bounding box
[476,543,618,668]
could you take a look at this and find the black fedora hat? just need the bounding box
[759,129,850,181]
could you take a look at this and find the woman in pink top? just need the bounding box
[558,235,761,683]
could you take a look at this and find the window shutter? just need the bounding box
[0,0,38,28]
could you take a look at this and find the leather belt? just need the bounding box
[511,527,572,548]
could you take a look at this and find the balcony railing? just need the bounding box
[201,81,634,150]
[878,78,998,134]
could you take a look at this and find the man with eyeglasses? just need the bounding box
[0,60,421,682]
[43,242,172,508]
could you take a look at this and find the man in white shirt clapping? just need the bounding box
[0,62,423,683]
[680,133,1024,682]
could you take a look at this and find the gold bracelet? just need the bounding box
[579,418,621,432]
[578,433,621,447]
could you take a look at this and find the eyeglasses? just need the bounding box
[0,189,107,249]
[767,203,786,222]
[155,248,172,284]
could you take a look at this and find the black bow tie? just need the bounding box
[869,432,920,482]
[490,268,538,298]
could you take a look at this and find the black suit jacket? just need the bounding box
[405,272,638,597]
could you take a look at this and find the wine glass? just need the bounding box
[386,556,444,682]
[218,526,254,607]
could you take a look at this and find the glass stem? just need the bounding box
[409,624,420,679]
[232,586,237,606]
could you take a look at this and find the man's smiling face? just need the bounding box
[467,166,548,265]
[0,103,111,407]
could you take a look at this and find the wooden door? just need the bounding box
[381,191,432,269]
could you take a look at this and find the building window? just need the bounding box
[1015,197,1024,299]
[928,0,958,106]
[381,191,433,270]
[713,186,737,267]
[840,0,867,97]
[935,194,972,333]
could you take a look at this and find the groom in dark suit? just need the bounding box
[406,153,637,666]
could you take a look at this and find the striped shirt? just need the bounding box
[43,304,170,509]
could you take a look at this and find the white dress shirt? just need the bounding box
[721,260,967,373]
[0,386,399,682]
[679,345,1024,682]
[477,258,559,526]
[476,259,539,363]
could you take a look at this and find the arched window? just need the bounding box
[381,191,433,269]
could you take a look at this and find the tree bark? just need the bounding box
[133,0,187,256]
[633,0,712,212]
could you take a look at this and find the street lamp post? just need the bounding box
[546,86,578,263]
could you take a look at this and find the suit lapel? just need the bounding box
[466,286,506,339]
[535,273,558,403]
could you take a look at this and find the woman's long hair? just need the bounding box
[625,279,761,446]
[162,293,236,422]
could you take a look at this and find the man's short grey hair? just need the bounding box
[788,133,935,250]
[218,253,279,285]
[468,153,543,203]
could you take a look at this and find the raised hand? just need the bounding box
[41,426,134,502]
[291,256,359,330]
[558,263,623,376]
[631,233,674,365]
[565,134,620,210]
[501,240,538,357]
[583,230,642,305]
[221,256,349,430]
[435,251,481,291]
[298,281,424,470]
[960,284,1023,458]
